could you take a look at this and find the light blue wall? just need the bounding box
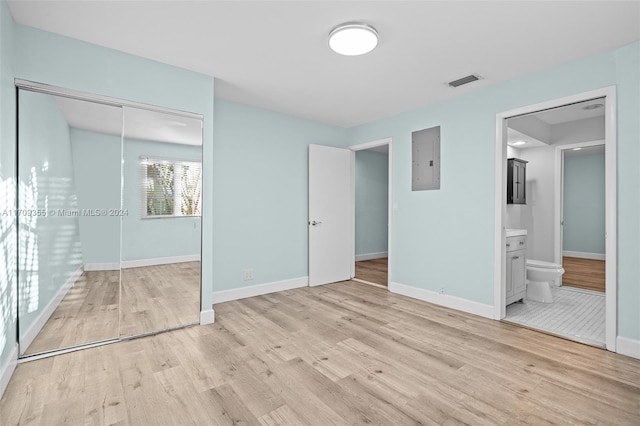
[13,23,215,313]
[614,42,640,340]
[355,150,388,256]
[71,128,202,263]
[122,137,201,261]
[213,100,348,291]
[17,90,83,340]
[0,0,16,374]
[349,41,640,340]
[563,153,605,254]
[70,128,121,264]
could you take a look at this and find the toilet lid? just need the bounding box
[527,259,563,269]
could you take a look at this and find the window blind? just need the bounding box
[140,156,202,217]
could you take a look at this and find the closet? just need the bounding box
[16,82,203,358]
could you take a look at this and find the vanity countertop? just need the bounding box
[506,228,527,237]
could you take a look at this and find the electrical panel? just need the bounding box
[412,126,441,191]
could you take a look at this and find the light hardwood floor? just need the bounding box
[119,261,201,337]
[3,280,639,425]
[562,256,605,292]
[24,270,120,355]
[24,262,200,355]
[355,258,388,286]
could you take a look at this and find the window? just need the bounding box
[141,157,202,217]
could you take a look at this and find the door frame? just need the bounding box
[554,139,606,269]
[349,137,393,287]
[493,86,617,351]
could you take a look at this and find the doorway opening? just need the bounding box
[350,138,392,289]
[559,143,606,292]
[494,88,617,350]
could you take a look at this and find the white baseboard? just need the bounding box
[616,336,640,360]
[200,309,215,325]
[563,251,605,261]
[84,262,120,271]
[212,276,308,304]
[355,252,388,261]
[0,344,18,399]
[389,281,494,319]
[19,264,83,355]
[120,254,200,269]
[84,254,201,271]
[123,254,200,269]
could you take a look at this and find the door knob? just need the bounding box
[310,220,322,226]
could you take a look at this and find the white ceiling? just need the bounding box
[8,1,640,128]
[54,96,202,145]
[507,97,606,147]
[531,98,606,125]
[506,127,548,149]
[564,144,605,158]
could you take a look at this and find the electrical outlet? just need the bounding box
[243,268,254,281]
[440,287,445,294]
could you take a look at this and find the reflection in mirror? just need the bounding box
[119,107,202,337]
[17,90,122,355]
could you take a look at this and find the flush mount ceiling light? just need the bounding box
[329,22,379,56]
[512,141,527,146]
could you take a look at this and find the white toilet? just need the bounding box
[525,259,565,303]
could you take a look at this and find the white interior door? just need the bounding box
[309,144,353,286]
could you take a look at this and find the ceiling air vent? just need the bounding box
[447,74,482,88]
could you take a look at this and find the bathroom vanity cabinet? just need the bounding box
[507,158,527,204]
[506,235,527,305]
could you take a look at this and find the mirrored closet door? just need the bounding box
[119,107,202,336]
[17,90,123,355]
[16,83,203,358]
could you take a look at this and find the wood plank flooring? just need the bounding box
[3,280,639,425]
[24,262,201,355]
[24,270,120,355]
[562,256,605,292]
[355,258,388,286]
[119,261,201,337]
